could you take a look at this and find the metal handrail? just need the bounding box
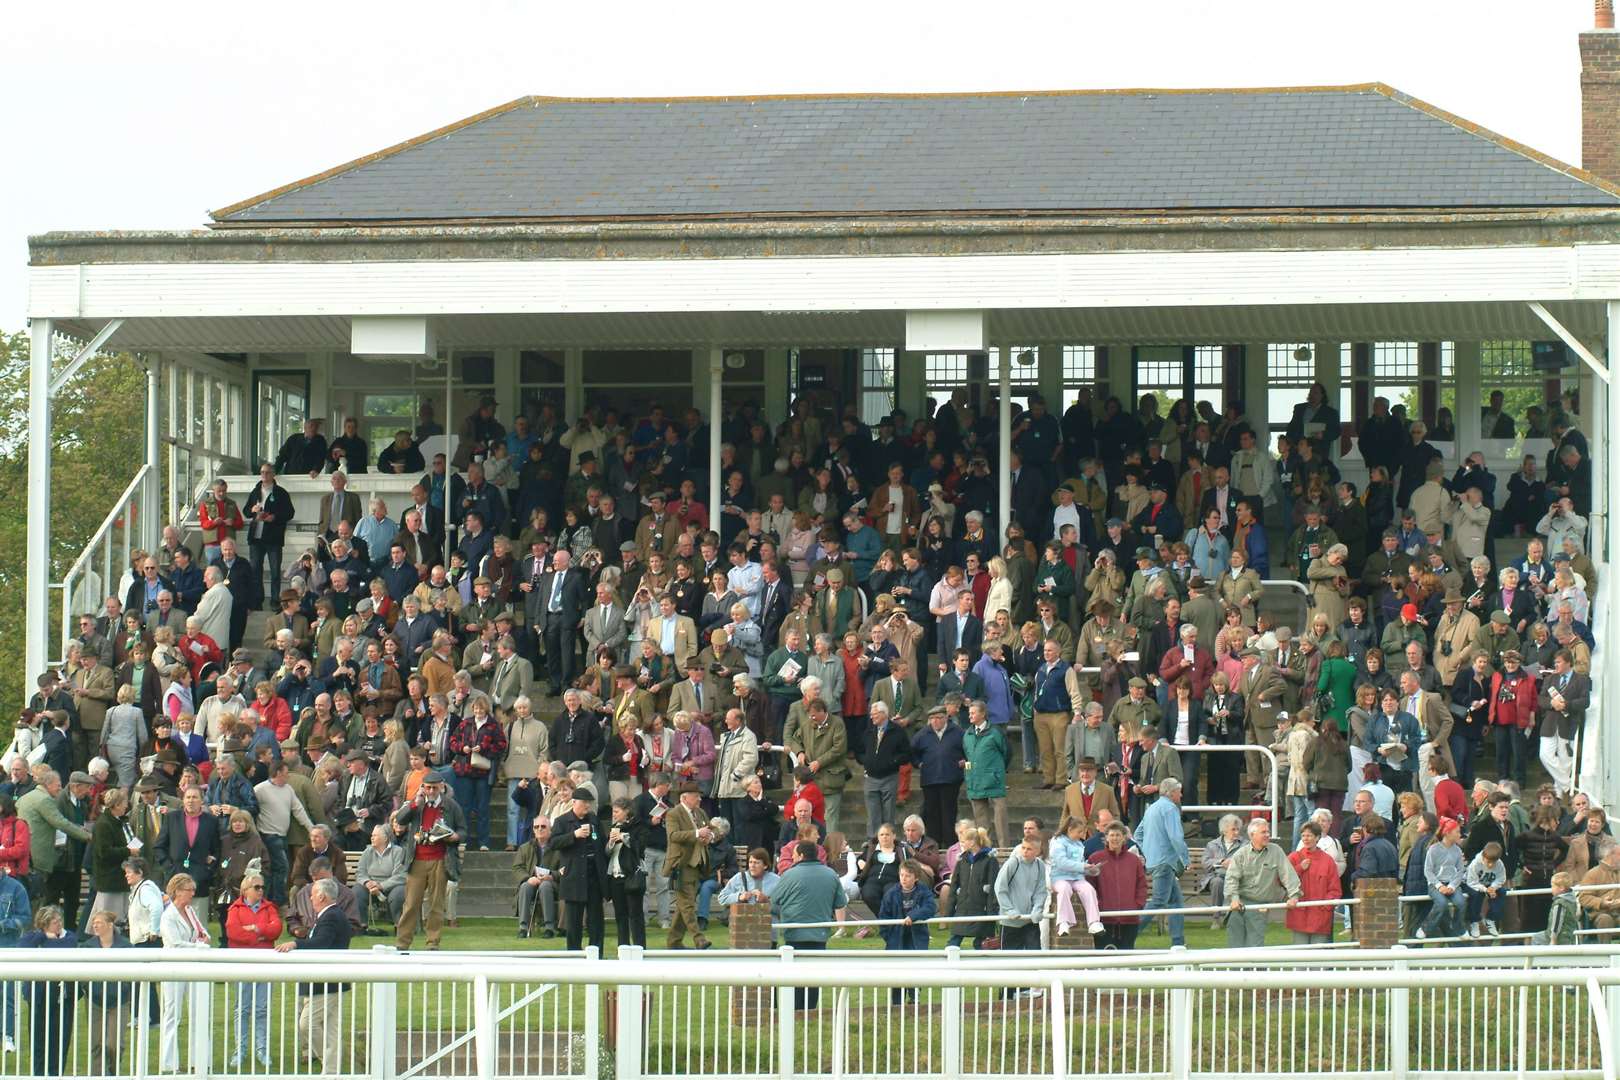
[53,463,150,664]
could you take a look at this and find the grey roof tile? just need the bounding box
[216,88,1620,223]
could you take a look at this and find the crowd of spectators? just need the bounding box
[8,379,1607,967]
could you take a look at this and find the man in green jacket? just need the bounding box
[1225,817,1301,947]
[761,629,811,739]
[784,699,849,835]
[18,771,91,918]
[963,701,1010,848]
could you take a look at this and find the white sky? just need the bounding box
[1,0,1604,329]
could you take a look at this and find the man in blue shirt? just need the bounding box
[1136,776,1190,947]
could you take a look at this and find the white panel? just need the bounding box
[34,243,1620,323]
[351,315,436,357]
[905,310,985,351]
[27,266,80,318]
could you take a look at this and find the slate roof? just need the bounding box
[212,85,1620,224]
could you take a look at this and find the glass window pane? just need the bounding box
[582,350,693,385]
[456,353,495,386]
[862,348,896,389]
[1063,345,1096,383]
[519,350,565,384]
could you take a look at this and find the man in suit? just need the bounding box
[194,565,234,652]
[159,785,222,922]
[1061,757,1123,828]
[662,781,713,950]
[646,593,700,673]
[1395,669,1456,811]
[243,462,295,606]
[390,774,466,951]
[396,508,442,574]
[274,876,355,1073]
[316,471,362,539]
[667,659,723,729]
[214,537,259,645]
[400,483,446,544]
[529,549,588,695]
[545,788,606,951]
[489,636,535,719]
[862,702,911,834]
[1129,726,1183,827]
[634,492,681,563]
[936,590,984,668]
[756,561,792,647]
[1537,649,1591,798]
[1270,626,1308,715]
[18,771,91,905]
[1238,648,1286,789]
[583,583,628,666]
[67,649,115,766]
[869,655,924,729]
[935,648,985,703]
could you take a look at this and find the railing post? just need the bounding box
[473,974,495,1080]
[1516,955,1530,1080]
[188,976,213,1078]
[1049,976,1068,1080]
[367,944,399,1080]
[1168,946,1192,1080]
[583,945,600,1080]
[1608,954,1620,1080]
[133,977,152,1080]
[615,945,644,1080]
[1388,945,1410,1079]
[777,946,796,1080]
[942,946,964,1079]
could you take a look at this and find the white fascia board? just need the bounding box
[28,243,1620,320]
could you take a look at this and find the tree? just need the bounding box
[0,329,147,739]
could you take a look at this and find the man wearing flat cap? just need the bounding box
[1238,647,1287,789]
[546,787,607,951]
[1131,481,1183,555]
[662,780,714,950]
[390,772,466,951]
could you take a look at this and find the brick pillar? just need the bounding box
[729,904,776,1021]
[1052,926,1096,950]
[1581,21,1620,183]
[1353,878,1401,949]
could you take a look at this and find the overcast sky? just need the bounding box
[2,0,1604,329]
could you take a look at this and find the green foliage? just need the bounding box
[0,329,147,732]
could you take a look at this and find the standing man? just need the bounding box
[547,789,607,952]
[771,843,848,1008]
[1537,649,1591,799]
[1136,775,1189,948]
[530,549,587,696]
[390,774,465,951]
[274,878,354,1074]
[1225,818,1301,948]
[18,771,91,920]
[911,706,966,846]
[662,781,714,950]
[862,702,910,833]
[242,462,294,605]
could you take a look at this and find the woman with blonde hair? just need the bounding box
[103,682,147,790]
[985,557,1014,627]
[158,873,210,1072]
[89,788,137,921]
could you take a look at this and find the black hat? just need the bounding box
[577,451,596,464]
[571,788,597,805]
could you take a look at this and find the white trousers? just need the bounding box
[1416,742,1439,811]
[1540,735,1574,796]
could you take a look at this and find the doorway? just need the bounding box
[251,369,310,469]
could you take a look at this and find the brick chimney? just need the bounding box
[1582,1,1620,181]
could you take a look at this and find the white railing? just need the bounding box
[49,464,151,667]
[2,945,1620,1080]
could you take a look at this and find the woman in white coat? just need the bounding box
[158,872,212,1072]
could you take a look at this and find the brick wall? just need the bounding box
[1581,29,1620,182]
[1353,878,1401,949]
[729,903,776,1021]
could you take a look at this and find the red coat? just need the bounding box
[0,817,30,878]
[1433,777,1467,825]
[1286,848,1341,936]
[224,897,283,949]
[177,632,223,684]
[256,696,294,742]
[783,781,825,825]
[1158,645,1216,700]
[1489,670,1538,730]
[1088,846,1149,926]
[198,498,245,546]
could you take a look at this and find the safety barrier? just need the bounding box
[2,945,1620,1079]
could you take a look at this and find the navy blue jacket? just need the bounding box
[910,722,966,786]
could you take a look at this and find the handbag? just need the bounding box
[470,751,494,771]
[758,751,784,790]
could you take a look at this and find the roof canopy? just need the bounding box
[213,85,1620,226]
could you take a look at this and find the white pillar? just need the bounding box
[1594,369,1608,563]
[896,350,926,421]
[1038,343,1063,408]
[26,319,54,680]
[997,347,1012,542]
[145,355,162,554]
[1599,299,1620,807]
[707,347,724,513]
[763,348,791,430]
[1244,343,1270,432]
[1454,341,1482,460]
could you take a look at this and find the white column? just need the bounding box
[707,347,724,513]
[896,350,926,421]
[763,348,791,429]
[997,347,1012,542]
[145,355,162,554]
[1244,343,1270,432]
[1454,341,1482,459]
[26,319,54,680]
[1593,370,1608,563]
[1038,343,1063,408]
[1599,299,1620,807]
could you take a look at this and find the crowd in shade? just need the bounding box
[4,377,1604,1042]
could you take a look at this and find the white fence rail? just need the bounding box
[2,945,1620,1080]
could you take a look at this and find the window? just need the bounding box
[582,349,694,423]
[519,349,566,420]
[861,347,896,425]
[1061,345,1097,414]
[1266,343,1318,432]
[1133,346,1184,418]
[1191,345,1227,417]
[1478,341,1550,442]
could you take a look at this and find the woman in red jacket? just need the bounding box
[0,795,30,880]
[1087,821,1149,950]
[1286,822,1342,943]
[1488,650,1539,789]
[224,873,281,1068]
[251,681,294,742]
